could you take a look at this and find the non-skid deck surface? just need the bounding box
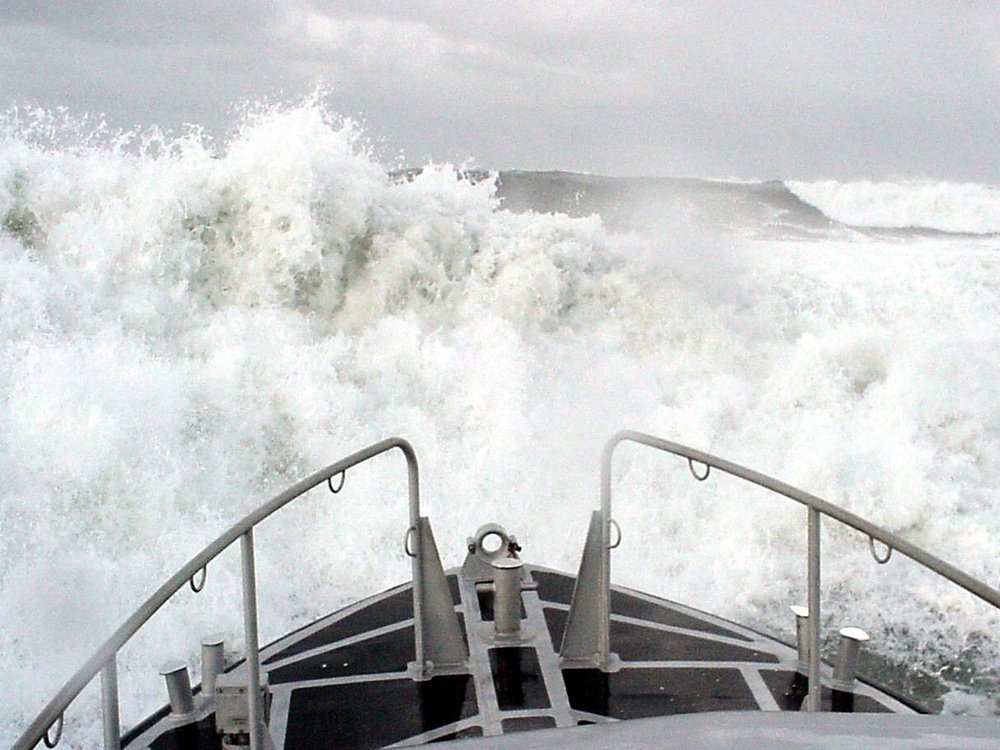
[125,567,914,750]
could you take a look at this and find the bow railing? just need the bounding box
[595,430,1000,711]
[14,438,421,750]
[19,430,1000,750]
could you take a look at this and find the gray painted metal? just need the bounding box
[100,659,119,750]
[560,511,616,668]
[435,712,1000,750]
[241,529,264,750]
[411,516,468,676]
[158,661,195,717]
[491,557,524,636]
[201,634,226,696]
[463,524,518,581]
[791,605,809,673]
[807,507,821,711]
[832,628,869,691]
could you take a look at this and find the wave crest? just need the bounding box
[1,102,622,338]
[788,179,1000,234]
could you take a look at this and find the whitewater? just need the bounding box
[2,102,1000,746]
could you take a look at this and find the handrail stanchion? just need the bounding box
[101,657,120,750]
[600,429,1000,712]
[14,438,419,750]
[406,443,425,672]
[241,529,263,750]
[598,437,615,667]
[807,507,822,712]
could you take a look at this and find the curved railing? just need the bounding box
[14,438,422,750]
[597,430,1000,712]
[19,430,1000,749]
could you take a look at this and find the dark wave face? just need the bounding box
[495,171,1000,239]
[496,171,835,236]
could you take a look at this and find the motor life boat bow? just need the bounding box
[13,431,1000,750]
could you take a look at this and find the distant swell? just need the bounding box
[497,172,1000,238]
[496,171,839,237]
[787,179,1000,235]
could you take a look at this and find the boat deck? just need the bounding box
[124,566,916,750]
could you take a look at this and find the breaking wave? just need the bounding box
[787,179,1000,235]
[3,100,1000,745]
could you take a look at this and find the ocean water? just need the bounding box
[2,101,1000,745]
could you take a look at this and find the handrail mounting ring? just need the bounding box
[868,535,893,565]
[688,458,711,481]
[189,565,207,593]
[43,714,63,748]
[608,518,622,549]
[328,471,346,494]
[404,526,417,557]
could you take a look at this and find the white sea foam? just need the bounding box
[3,103,1000,745]
[787,179,1000,234]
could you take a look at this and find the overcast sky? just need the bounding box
[2,1,999,182]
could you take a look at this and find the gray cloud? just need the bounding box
[1,1,276,45]
[2,1,998,180]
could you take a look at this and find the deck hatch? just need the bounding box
[609,591,752,642]
[285,675,476,750]
[264,590,413,666]
[147,715,218,750]
[489,647,550,710]
[531,572,752,642]
[531,571,577,605]
[563,667,758,718]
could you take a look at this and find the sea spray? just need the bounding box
[3,101,1000,745]
[787,179,1000,234]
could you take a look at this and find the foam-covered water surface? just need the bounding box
[3,102,1000,745]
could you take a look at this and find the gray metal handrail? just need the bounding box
[599,430,1000,712]
[14,437,421,750]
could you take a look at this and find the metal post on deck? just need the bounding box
[492,557,524,636]
[599,448,612,667]
[408,448,425,673]
[806,507,822,712]
[101,657,120,750]
[241,529,264,750]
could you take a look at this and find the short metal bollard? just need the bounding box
[832,627,870,691]
[159,660,196,717]
[492,557,524,637]
[201,634,226,697]
[791,605,810,674]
